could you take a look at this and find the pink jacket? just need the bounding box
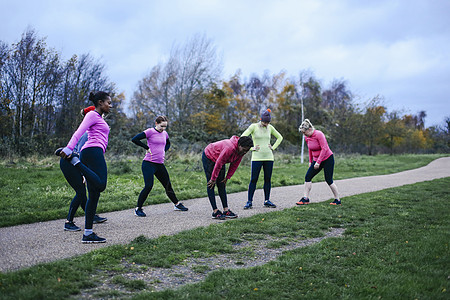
[204,136,244,181]
[305,130,333,164]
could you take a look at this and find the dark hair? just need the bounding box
[238,136,253,148]
[89,91,110,107]
[155,116,168,124]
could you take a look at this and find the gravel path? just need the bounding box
[1,157,449,273]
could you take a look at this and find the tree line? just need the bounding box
[1,29,449,158]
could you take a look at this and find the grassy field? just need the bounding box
[0,153,447,227]
[0,177,448,299]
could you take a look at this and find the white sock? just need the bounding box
[84,229,93,236]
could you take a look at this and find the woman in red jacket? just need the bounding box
[296,119,341,206]
[202,136,253,219]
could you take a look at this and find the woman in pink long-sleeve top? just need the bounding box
[296,119,341,206]
[58,91,112,243]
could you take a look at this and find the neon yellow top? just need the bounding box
[241,122,283,161]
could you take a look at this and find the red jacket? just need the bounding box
[204,136,244,181]
[305,130,333,164]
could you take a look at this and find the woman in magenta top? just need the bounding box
[56,105,107,233]
[296,119,341,206]
[58,91,112,243]
[131,116,188,217]
[202,136,253,219]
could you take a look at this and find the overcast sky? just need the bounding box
[2,0,449,127]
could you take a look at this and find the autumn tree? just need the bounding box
[272,79,301,144]
[382,111,406,154]
[359,96,386,155]
[321,79,355,151]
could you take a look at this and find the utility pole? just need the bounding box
[296,90,305,164]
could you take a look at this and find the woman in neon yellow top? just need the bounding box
[241,109,283,209]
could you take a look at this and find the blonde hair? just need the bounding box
[299,119,314,132]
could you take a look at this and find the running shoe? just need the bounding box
[296,197,310,205]
[174,202,188,211]
[223,210,238,218]
[330,199,342,206]
[64,221,81,232]
[212,210,226,220]
[264,200,277,208]
[82,232,106,243]
[54,147,63,156]
[93,215,107,224]
[134,207,146,217]
[243,201,253,210]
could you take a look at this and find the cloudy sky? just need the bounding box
[2,0,449,126]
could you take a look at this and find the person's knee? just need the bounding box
[250,178,259,184]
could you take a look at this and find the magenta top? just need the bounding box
[304,130,333,164]
[143,128,169,164]
[63,111,110,155]
[204,136,244,181]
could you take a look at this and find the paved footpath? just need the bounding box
[1,157,449,273]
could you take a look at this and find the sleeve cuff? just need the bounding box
[62,147,73,156]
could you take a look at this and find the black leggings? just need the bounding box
[75,147,107,230]
[202,151,227,210]
[60,158,86,222]
[248,160,274,202]
[305,154,335,185]
[137,161,178,208]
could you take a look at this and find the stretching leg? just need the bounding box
[79,147,107,230]
[60,158,87,221]
[262,161,274,201]
[154,164,179,204]
[137,161,156,208]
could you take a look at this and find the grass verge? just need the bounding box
[0,177,448,299]
[0,154,446,227]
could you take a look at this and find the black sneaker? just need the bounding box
[264,200,277,208]
[135,207,146,217]
[54,147,63,156]
[243,201,253,209]
[212,210,226,220]
[223,210,238,218]
[93,215,107,224]
[330,199,342,206]
[296,197,310,205]
[82,232,106,243]
[64,221,81,231]
[174,202,188,211]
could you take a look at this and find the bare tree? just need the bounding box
[130,33,222,133]
[245,71,272,114]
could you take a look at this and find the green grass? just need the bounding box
[0,154,446,227]
[0,177,448,299]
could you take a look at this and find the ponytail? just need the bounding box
[299,119,314,132]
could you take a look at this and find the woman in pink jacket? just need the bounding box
[296,119,341,206]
